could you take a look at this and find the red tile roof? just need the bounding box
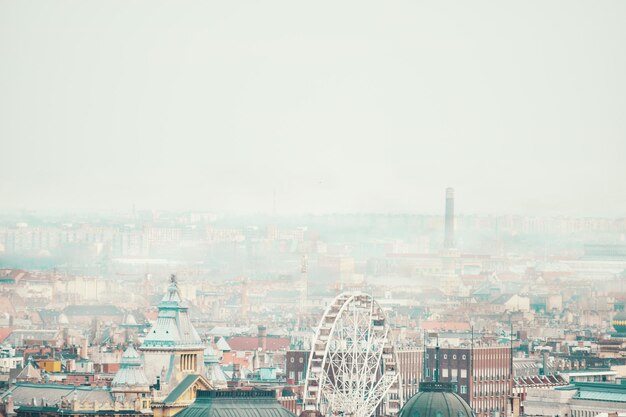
[0,327,13,343]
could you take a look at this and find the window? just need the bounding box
[442,368,449,378]
[444,354,448,359]
[453,354,457,360]
[461,369,467,378]
[289,371,295,379]
[290,357,294,363]
[462,354,466,360]
[460,385,467,394]
[299,358,303,363]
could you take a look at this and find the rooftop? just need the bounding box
[557,382,626,403]
[172,389,296,417]
[0,383,113,407]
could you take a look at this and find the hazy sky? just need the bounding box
[1,1,625,216]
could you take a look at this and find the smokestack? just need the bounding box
[444,187,455,249]
[258,325,267,351]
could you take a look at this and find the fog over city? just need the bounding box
[2,1,626,215]
[1,2,626,417]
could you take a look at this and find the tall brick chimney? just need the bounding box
[258,325,267,351]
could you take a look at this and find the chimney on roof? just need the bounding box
[81,337,89,360]
[6,394,14,417]
[232,363,241,381]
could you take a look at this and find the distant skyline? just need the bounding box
[1,1,625,217]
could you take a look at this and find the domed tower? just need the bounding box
[203,345,228,389]
[139,275,205,392]
[399,382,475,417]
[111,345,150,403]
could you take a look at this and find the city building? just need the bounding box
[111,345,151,408]
[523,382,626,417]
[139,275,205,392]
[396,348,423,401]
[0,383,147,417]
[424,345,512,417]
[285,350,309,385]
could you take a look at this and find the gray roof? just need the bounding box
[16,362,42,381]
[4,330,59,346]
[173,390,296,417]
[1,383,113,407]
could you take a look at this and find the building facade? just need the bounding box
[285,350,309,385]
[396,348,423,402]
[424,345,512,417]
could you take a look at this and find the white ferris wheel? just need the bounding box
[303,292,402,417]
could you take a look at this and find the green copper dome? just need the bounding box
[399,383,475,417]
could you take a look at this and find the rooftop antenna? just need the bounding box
[434,335,440,383]
[422,330,427,383]
[509,320,514,399]
[471,324,474,387]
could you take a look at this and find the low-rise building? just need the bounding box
[524,382,626,417]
